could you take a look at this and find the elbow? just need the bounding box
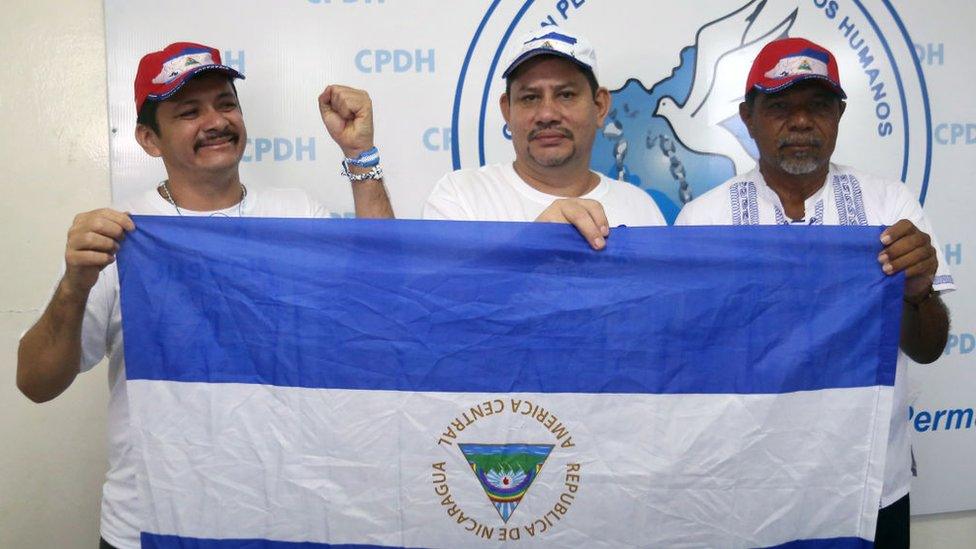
[21,390,55,405]
[16,371,55,403]
[16,343,63,404]
[905,333,949,365]
[901,299,950,365]
[908,349,943,365]
[921,323,952,364]
[15,364,56,404]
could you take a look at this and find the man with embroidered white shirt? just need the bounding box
[424,27,666,246]
[16,42,393,549]
[676,37,953,547]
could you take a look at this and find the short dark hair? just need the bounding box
[137,99,161,134]
[505,57,600,100]
[136,79,240,135]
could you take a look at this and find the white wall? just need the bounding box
[0,1,110,546]
[1,1,973,547]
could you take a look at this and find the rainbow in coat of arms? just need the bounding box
[458,443,554,523]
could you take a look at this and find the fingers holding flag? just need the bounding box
[879,219,938,300]
[535,198,611,251]
[64,208,136,295]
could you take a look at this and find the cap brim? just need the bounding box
[501,49,593,79]
[146,64,245,104]
[753,74,847,99]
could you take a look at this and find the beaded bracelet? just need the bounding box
[340,163,384,182]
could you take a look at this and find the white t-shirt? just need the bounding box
[78,185,331,549]
[423,163,667,226]
[676,164,956,508]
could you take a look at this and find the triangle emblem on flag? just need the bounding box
[458,443,554,523]
[185,57,200,66]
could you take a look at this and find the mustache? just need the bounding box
[528,126,573,140]
[195,130,238,150]
[777,136,822,148]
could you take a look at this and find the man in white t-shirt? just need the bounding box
[424,27,666,246]
[676,37,953,547]
[16,42,393,549]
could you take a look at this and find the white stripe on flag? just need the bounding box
[130,381,890,547]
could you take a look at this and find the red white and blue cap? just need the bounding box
[134,42,244,114]
[746,37,846,98]
[501,26,598,80]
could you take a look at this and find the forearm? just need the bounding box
[319,85,392,218]
[899,294,949,364]
[16,279,88,402]
[350,178,394,219]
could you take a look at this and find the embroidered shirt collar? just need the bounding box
[751,164,836,224]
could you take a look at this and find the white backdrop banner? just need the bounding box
[105,0,975,515]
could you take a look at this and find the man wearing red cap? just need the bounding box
[676,37,954,547]
[16,42,393,549]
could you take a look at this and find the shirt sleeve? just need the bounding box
[673,185,736,227]
[674,206,693,226]
[307,195,334,219]
[422,174,472,221]
[674,199,708,226]
[886,183,956,293]
[79,264,118,372]
[639,196,668,227]
[22,265,113,373]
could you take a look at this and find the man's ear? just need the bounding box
[499,92,511,125]
[594,87,611,126]
[135,124,162,158]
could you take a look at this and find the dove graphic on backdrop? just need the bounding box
[653,0,798,175]
[592,0,803,221]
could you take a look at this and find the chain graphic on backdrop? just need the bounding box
[603,110,693,205]
[647,133,693,205]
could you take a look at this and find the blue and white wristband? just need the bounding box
[343,146,380,168]
[340,146,383,181]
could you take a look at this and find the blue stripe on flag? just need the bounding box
[118,219,901,395]
[768,537,873,548]
[141,533,401,548]
[141,533,872,548]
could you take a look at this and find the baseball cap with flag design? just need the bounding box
[134,42,244,114]
[745,37,846,98]
[501,26,598,81]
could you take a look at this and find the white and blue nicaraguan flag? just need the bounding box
[118,218,901,548]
